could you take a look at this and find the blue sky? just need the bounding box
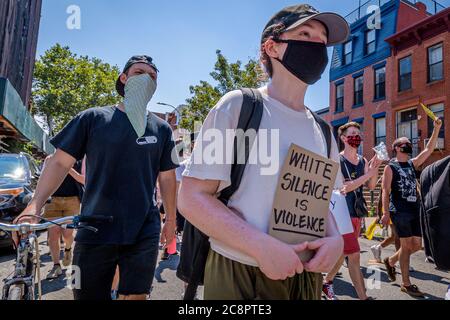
[36,0,448,114]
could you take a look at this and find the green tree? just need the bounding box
[31,44,121,135]
[180,50,266,131]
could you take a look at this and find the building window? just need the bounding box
[375,117,386,146]
[399,56,412,92]
[374,67,386,100]
[428,43,443,83]
[427,103,445,148]
[336,83,344,113]
[354,76,364,106]
[344,41,352,65]
[365,29,376,55]
[397,108,419,156]
[357,123,364,156]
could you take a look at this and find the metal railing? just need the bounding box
[404,0,446,14]
[344,0,446,25]
[344,0,392,24]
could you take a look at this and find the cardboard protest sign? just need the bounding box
[329,191,354,235]
[269,144,339,261]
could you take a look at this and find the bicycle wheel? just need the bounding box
[7,284,24,300]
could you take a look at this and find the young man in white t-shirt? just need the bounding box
[179,4,350,300]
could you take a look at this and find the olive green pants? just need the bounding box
[204,250,323,300]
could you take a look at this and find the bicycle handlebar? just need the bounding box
[0,215,114,232]
[0,216,74,232]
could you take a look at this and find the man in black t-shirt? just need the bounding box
[16,55,179,300]
[381,118,442,297]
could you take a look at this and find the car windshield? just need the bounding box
[0,157,27,180]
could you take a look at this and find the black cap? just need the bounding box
[116,55,159,97]
[261,4,350,46]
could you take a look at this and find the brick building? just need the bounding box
[320,0,447,168]
[385,7,450,167]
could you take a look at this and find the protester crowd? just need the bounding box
[13,3,450,301]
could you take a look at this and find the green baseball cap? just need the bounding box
[261,4,350,46]
[116,55,159,97]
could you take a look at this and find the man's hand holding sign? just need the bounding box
[269,144,344,274]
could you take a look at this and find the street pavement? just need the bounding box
[0,235,448,300]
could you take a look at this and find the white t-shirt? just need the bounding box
[176,159,188,182]
[183,86,344,266]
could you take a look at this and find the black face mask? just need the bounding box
[399,144,413,155]
[273,39,329,85]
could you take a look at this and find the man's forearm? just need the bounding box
[426,126,440,150]
[414,126,441,168]
[382,192,390,216]
[179,191,270,261]
[68,169,85,185]
[159,177,177,222]
[367,174,379,191]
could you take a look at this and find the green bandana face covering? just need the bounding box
[123,73,157,137]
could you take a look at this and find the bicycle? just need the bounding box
[0,215,112,300]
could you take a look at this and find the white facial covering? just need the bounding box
[123,73,157,137]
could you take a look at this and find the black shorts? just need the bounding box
[391,212,422,238]
[176,210,185,233]
[72,233,159,300]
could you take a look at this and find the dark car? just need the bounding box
[0,153,38,249]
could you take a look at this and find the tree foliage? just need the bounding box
[31,44,121,135]
[180,50,266,131]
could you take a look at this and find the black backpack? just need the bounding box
[177,88,333,300]
[420,156,450,271]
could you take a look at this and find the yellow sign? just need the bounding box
[420,103,438,121]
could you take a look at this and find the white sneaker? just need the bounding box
[370,245,382,262]
[46,264,63,280]
[445,286,450,300]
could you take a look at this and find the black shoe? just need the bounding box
[401,284,425,298]
[383,257,396,282]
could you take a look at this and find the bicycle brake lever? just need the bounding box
[79,225,98,233]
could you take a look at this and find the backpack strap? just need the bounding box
[308,109,332,159]
[218,88,264,204]
[183,89,263,301]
